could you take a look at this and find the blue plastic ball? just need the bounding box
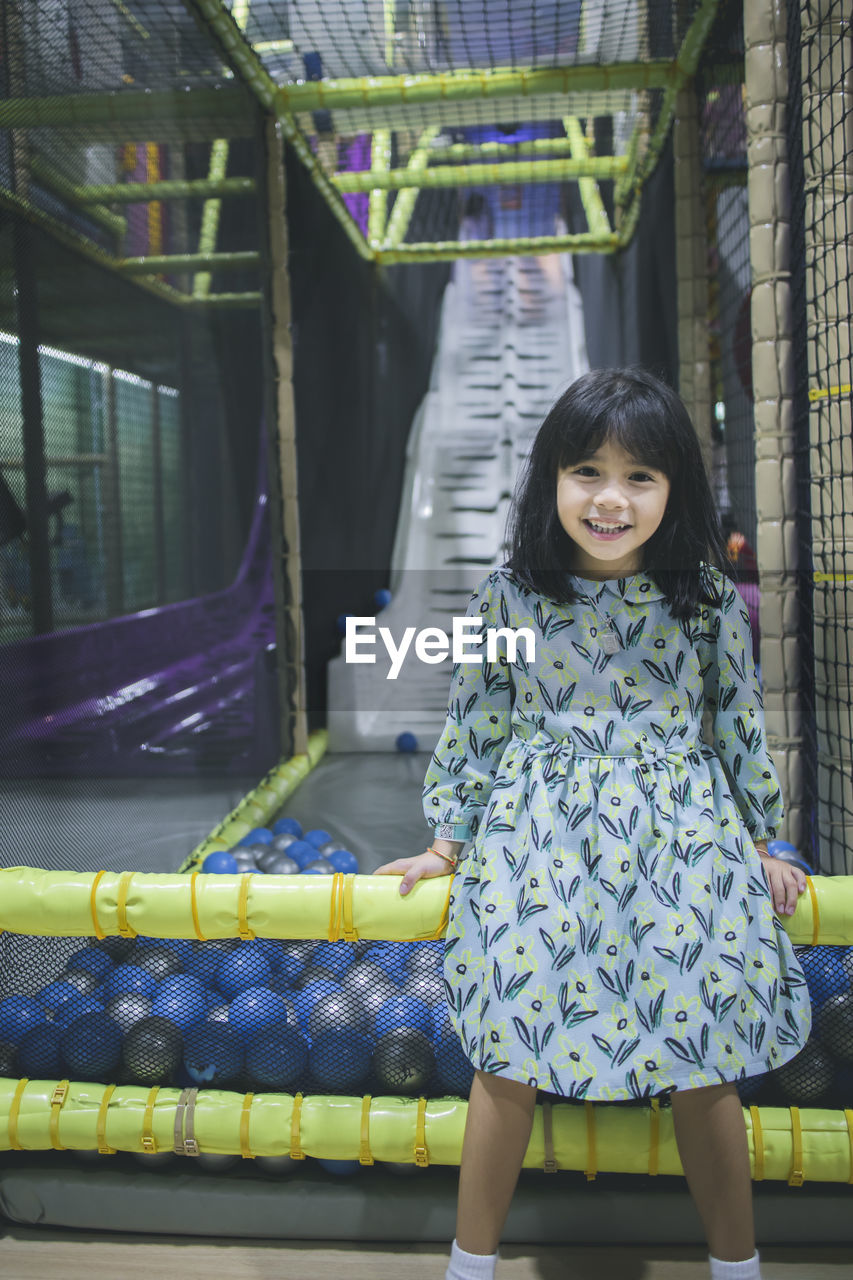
[55,995,105,1027]
[327,849,359,874]
[40,981,86,1016]
[66,947,113,980]
[228,987,288,1040]
[151,977,209,1032]
[217,949,273,999]
[287,841,322,871]
[202,850,239,874]
[103,964,158,1002]
[767,839,798,857]
[272,818,302,838]
[17,1024,64,1077]
[187,944,230,986]
[396,732,418,753]
[366,942,404,981]
[183,1025,243,1086]
[374,995,433,1038]
[0,995,46,1045]
[238,828,274,847]
[246,1026,308,1089]
[374,588,392,610]
[318,1159,360,1176]
[136,937,194,963]
[309,1028,372,1090]
[304,829,333,849]
[299,980,341,1017]
[797,946,847,1010]
[310,943,353,978]
[61,1011,122,1077]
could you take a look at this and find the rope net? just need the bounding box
[788,1,852,875]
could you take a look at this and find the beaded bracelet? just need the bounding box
[427,845,457,868]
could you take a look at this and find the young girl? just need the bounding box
[375,367,811,1280]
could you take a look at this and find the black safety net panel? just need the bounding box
[697,0,755,556]
[787,1,852,875]
[0,933,474,1099]
[736,945,853,1110]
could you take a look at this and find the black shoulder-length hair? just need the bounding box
[504,366,730,618]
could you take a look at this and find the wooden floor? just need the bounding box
[1,1230,852,1280]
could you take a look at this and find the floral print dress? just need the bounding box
[422,567,811,1100]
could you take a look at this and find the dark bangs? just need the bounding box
[505,367,730,619]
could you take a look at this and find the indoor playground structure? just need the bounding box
[1,0,852,1248]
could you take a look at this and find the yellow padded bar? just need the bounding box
[0,868,849,944]
[2,1084,853,1182]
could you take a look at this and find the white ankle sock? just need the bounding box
[709,1250,761,1280]
[445,1238,499,1280]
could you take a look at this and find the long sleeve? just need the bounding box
[699,572,784,839]
[422,571,515,843]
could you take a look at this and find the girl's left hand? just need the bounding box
[758,851,808,916]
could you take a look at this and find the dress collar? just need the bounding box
[570,572,666,604]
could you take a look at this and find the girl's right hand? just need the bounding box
[373,850,454,897]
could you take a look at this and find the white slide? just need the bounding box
[327,245,588,752]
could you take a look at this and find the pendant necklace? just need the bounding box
[573,579,622,654]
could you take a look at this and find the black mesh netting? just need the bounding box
[2,933,852,1108]
[734,946,853,1109]
[0,933,474,1098]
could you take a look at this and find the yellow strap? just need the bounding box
[845,1110,853,1185]
[290,1092,306,1160]
[584,1100,597,1181]
[788,1106,804,1186]
[142,1086,160,1153]
[328,873,344,942]
[239,1092,254,1159]
[116,871,137,938]
[237,873,255,941]
[48,1080,69,1151]
[8,1078,29,1151]
[805,876,820,945]
[414,1096,430,1167]
[89,870,107,940]
[359,1094,374,1165]
[431,876,453,940]
[189,872,207,941]
[342,874,358,943]
[749,1105,764,1181]
[97,1084,117,1155]
[648,1098,660,1177]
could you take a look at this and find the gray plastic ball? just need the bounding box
[343,962,396,996]
[229,848,261,870]
[407,946,443,973]
[64,969,100,996]
[136,947,184,980]
[133,1151,176,1168]
[254,1154,297,1175]
[304,858,334,875]
[106,992,153,1032]
[317,841,343,856]
[271,833,297,852]
[258,851,300,876]
[196,1152,240,1172]
[206,1004,230,1024]
[402,971,444,1005]
[308,992,369,1039]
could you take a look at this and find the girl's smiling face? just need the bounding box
[556,437,671,577]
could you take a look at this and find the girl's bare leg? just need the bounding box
[455,1069,538,1256]
[670,1081,756,1262]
